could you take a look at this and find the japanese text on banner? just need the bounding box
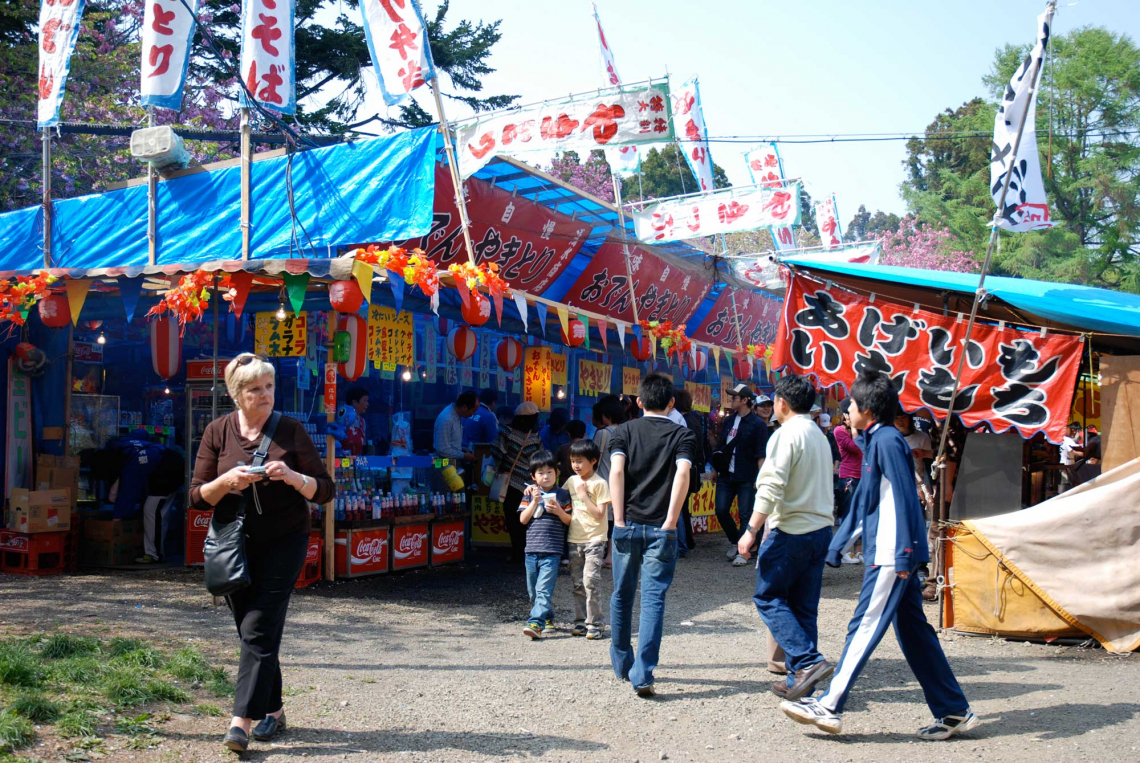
[745,142,797,251]
[685,381,711,413]
[141,0,199,110]
[455,82,673,178]
[593,5,639,177]
[37,0,87,127]
[622,366,640,395]
[814,196,843,249]
[255,312,308,357]
[577,359,613,397]
[772,275,1082,443]
[671,77,714,192]
[631,183,802,244]
[689,288,782,347]
[551,352,567,386]
[368,306,414,367]
[524,346,552,412]
[360,0,436,106]
[240,0,295,114]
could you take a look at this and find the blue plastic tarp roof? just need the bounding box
[783,258,1140,338]
[0,128,438,271]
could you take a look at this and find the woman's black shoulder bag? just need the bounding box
[203,412,281,596]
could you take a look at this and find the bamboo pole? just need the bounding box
[610,175,640,326]
[240,108,251,260]
[147,106,157,265]
[429,81,478,268]
[42,130,51,267]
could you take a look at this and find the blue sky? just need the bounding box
[341,0,1140,224]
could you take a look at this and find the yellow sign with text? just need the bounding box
[686,381,711,413]
[622,366,640,396]
[254,312,307,357]
[551,351,567,386]
[368,306,414,366]
[578,359,613,397]
[524,346,552,412]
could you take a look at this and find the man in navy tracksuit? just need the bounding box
[780,370,978,741]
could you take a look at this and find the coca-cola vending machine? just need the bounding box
[185,508,213,566]
[391,522,430,571]
[334,527,389,578]
[430,520,465,567]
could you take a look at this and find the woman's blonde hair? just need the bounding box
[224,353,276,401]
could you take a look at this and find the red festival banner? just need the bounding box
[772,275,1082,443]
[689,288,782,348]
[390,164,588,295]
[562,241,711,325]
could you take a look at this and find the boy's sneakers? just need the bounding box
[917,709,980,741]
[841,551,863,565]
[731,554,749,567]
[635,684,656,699]
[523,621,544,640]
[780,698,842,735]
[571,623,588,637]
[726,546,738,561]
[586,626,603,640]
[545,619,554,632]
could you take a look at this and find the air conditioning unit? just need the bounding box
[130,125,190,170]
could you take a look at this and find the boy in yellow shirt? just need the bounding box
[564,439,611,639]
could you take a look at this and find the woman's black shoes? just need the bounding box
[223,726,249,753]
[252,712,286,741]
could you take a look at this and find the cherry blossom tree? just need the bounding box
[546,150,615,202]
[878,215,979,273]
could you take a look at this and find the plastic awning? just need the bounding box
[783,258,1140,340]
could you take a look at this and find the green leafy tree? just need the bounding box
[622,143,730,201]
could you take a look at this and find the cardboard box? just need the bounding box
[81,518,143,567]
[82,517,142,544]
[8,489,72,533]
[36,455,80,508]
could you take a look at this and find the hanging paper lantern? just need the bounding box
[328,280,364,314]
[496,338,523,372]
[630,336,651,362]
[83,319,103,331]
[691,349,708,374]
[561,318,587,348]
[733,357,753,381]
[149,316,182,380]
[461,294,491,327]
[337,314,368,381]
[37,293,70,328]
[447,326,477,361]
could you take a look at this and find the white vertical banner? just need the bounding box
[814,194,843,249]
[360,0,437,106]
[991,6,1055,232]
[745,142,798,252]
[239,0,296,114]
[671,76,715,192]
[37,0,87,127]
[478,337,490,389]
[141,0,199,110]
[593,4,640,177]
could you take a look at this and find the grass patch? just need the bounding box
[46,655,105,685]
[10,692,61,724]
[55,702,100,739]
[108,639,165,670]
[0,710,34,754]
[0,643,43,689]
[100,668,191,708]
[193,703,224,717]
[38,633,100,661]
[165,647,214,684]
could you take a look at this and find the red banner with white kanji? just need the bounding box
[385,164,587,294]
[772,275,1082,443]
[689,288,782,348]
[562,241,711,325]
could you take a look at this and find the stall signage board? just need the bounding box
[186,359,233,381]
[578,359,612,397]
[686,381,711,413]
[335,527,389,576]
[368,306,414,368]
[254,312,307,357]
[5,362,32,499]
[324,363,337,413]
[472,496,511,547]
[73,341,103,364]
[551,352,567,386]
[622,366,640,395]
[523,346,552,411]
[687,481,737,535]
[431,520,466,565]
[689,288,782,348]
[392,523,429,570]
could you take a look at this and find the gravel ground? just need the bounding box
[2,538,1138,763]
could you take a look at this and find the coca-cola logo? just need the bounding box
[433,529,463,556]
[305,541,321,563]
[0,534,28,551]
[394,531,427,559]
[353,537,386,566]
[192,513,211,530]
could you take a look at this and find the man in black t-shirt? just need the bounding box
[608,373,698,698]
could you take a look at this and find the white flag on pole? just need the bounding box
[37,0,86,128]
[239,0,296,114]
[141,0,199,110]
[361,0,437,106]
[814,195,843,249]
[745,142,798,252]
[991,7,1055,232]
[593,4,640,177]
[671,77,715,192]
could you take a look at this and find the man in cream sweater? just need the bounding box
[737,374,836,701]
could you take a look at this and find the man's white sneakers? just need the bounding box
[780,698,842,734]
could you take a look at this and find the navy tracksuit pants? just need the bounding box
[819,564,969,718]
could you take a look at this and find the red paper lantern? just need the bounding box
[561,319,586,348]
[630,336,651,362]
[37,294,70,328]
[733,357,753,381]
[461,294,491,327]
[337,314,367,381]
[329,280,364,314]
[447,326,477,361]
[496,338,523,372]
[149,316,182,380]
[691,350,708,373]
[83,319,103,330]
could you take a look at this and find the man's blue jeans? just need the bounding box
[524,553,560,625]
[610,523,678,690]
[753,526,832,682]
[715,479,756,545]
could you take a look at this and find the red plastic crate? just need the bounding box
[295,533,323,588]
[186,508,212,566]
[0,530,67,576]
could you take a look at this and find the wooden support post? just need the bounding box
[147,106,157,265]
[42,130,51,267]
[240,108,251,260]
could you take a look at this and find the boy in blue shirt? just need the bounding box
[519,450,572,639]
[780,369,978,741]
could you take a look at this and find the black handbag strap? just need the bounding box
[252,412,281,467]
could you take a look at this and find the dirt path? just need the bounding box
[2,541,1138,762]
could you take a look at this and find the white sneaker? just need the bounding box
[726,546,739,561]
[780,698,842,734]
[841,552,862,565]
[917,709,980,741]
[732,554,749,567]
